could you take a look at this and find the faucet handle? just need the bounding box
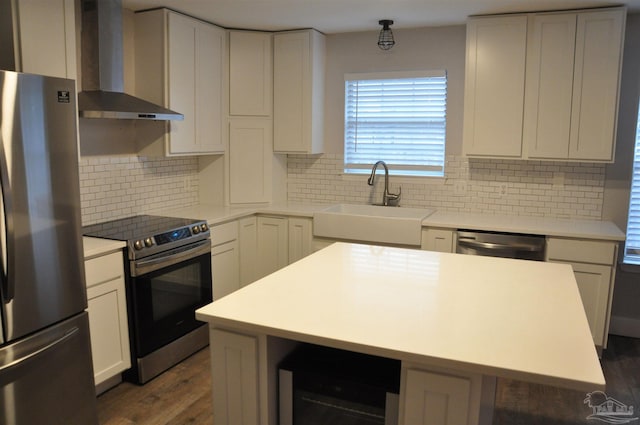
[386,186,402,206]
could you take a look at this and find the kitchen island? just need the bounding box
[196,242,604,425]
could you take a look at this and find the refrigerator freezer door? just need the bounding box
[0,70,86,343]
[0,312,98,424]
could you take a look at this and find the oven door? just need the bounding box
[128,240,212,357]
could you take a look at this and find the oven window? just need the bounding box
[130,252,212,356]
[151,264,203,321]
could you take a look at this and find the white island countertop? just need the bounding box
[197,242,604,392]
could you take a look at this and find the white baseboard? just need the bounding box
[609,315,640,338]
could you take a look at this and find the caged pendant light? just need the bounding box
[377,19,395,50]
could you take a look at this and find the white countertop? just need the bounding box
[161,202,326,225]
[424,210,625,241]
[197,242,604,392]
[162,203,624,242]
[83,236,126,259]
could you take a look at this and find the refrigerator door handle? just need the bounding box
[0,327,78,373]
[0,133,11,302]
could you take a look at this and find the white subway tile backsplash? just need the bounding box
[287,154,605,220]
[79,155,199,225]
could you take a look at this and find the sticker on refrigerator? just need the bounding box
[57,91,70,103]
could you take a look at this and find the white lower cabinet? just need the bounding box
[546,237,617,348]
[85,251,130,389]
[210,329,259,425]
[257,216,289,278]
[421,228,455,253]
[211,221,240,300]
[288,217,313,264]
[239,216,259,287]
[402,369,471,425]
[400,365,495,425]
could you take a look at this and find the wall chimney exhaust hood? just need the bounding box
[79,0,183,121]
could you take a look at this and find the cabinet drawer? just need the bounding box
[211,221,238,246]
[85,252,124,288]
[546,238,616,265]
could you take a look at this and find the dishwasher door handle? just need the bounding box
[457,237,543,252]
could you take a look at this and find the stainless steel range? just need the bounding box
[84,215,212,384]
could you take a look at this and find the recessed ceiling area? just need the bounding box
[121,0,635,33]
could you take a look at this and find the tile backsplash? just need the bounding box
[79,156,200,225]
[79,153,605,225]
[287,154,605,220]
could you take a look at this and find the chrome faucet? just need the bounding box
[367,161,401,206]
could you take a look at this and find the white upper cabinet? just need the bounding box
[523,13,577,159]
[229,31,273,117]
[568,9,625,161]
[135,9,226,155]
[1,0,77,79]
[273,29,325,154]
[463,15,528,158]
[464,7,625,162]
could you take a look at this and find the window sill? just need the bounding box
[340,173,446,185]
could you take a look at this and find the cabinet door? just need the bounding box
[210,329,259,425]
[239,216,259,286]
[195,22,226,153]
[402,369,471,425]
[167,12,197,153]
[569,9,625,161]
[212,240,240,299]
[463,16,527,158]
[85,252,131,387]
[524,14,576,159]
[421,228,454,253]
[273,30,325,154]
[257,216,288,278]
[568,262,612,347]
[168,13,225,155]
[229,118,273,204]
[14,0,76,79]
[229,31,272,116]
[288,217,313,264]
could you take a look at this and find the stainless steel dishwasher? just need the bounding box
[456,230,546,261]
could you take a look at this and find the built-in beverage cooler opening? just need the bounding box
[278,344,401,425]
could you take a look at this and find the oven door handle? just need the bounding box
[131,239,211,277]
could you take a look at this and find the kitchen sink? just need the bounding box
[313,204,434,246]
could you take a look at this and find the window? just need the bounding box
[625,105,640,265]
[344,70,447,177]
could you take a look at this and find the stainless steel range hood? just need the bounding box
[79,0,183,120]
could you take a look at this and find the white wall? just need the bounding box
[324,26,465,155]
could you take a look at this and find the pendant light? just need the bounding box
[378,19,395,50]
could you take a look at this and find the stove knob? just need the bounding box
[134,240,144,250]
[192,225,201,234]
[200,223,208,232]
[144,238,153,247]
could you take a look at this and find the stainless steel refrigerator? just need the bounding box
[0,70,98,424]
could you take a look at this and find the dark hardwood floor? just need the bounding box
[97,335,640,425]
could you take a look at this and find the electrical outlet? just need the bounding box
[454,181,467,195]
[499,183,507,197]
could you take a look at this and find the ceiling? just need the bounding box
[121,0,637,33]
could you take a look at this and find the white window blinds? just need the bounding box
[344,71,447,177]
[625,107,640,264]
